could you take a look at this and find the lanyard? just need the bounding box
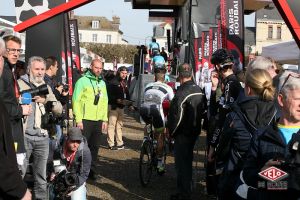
[89,78,100,95]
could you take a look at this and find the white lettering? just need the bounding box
[228,1,240,35]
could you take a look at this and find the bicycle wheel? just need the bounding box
[139,139,153,186]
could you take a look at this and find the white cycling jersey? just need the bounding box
[143,81,174,105]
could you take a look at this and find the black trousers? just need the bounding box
[82,119,102,172]
[174,133,198,197]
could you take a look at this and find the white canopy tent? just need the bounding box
[261,40,300,65]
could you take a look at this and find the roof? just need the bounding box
[74,15,121,31]
[256,3,283,21]
[244,27,256,46]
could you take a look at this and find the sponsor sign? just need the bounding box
[220,0,244,68]
[14,0,95,32]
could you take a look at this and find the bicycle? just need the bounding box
[139,119,168,187]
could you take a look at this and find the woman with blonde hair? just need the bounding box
[214,68,278,199]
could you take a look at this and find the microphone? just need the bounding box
[21,93,32,123]
[21,92,32,105]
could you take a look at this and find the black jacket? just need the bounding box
[52,136,91,188]
[107,77,130,109]
[0,59,25,153]
[0,98,27,200]
[44,74,68,106]
[216,97,277,172]
[168,80,205,136]
[243,125,300,200]
[210,73,242,147]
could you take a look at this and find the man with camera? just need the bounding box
[18,56,62,200]
[0,35,32,173]
[49,127,91,200]
[72,59,108,180]
[44,56,69,145]
[241,71,300,199]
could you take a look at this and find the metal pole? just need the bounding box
[187,0,192,64]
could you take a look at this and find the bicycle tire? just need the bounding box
[139,139,153,186]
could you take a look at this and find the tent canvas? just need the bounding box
[261,40,300,64]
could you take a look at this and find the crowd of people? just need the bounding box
[0,33,299,200]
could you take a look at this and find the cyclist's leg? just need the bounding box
[150,105,165,172]
[140,103,152,137]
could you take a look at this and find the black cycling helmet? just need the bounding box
[211,48,234,68]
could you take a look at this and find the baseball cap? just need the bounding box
[68,127,83,141]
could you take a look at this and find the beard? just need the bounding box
[34,76,44,84]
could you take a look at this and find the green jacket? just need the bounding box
[72,70,108,123]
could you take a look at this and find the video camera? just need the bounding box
[51,163,79,199]
[56,83,69,92]
[21,84,49,98]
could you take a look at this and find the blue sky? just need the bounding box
[0,0,254,45]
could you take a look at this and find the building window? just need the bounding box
[277,26,282,39]
[79,33,82,42]
[92,20,99,29]
[268,25,273,39]
[106,35,111,43]
[92,34,97,42]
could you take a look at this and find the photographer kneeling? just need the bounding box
[49,127,91,200]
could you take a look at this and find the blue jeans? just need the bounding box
[71,183,87,200]
[24,137,49,200]
[55,124,62,145]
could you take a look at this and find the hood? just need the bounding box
[20,74,46,87]
[84,69,102,81]
[259,125,286,148]
[238,97,277,128]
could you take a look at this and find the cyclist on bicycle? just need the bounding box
[152,51,171,82]
[140,68,174,173]
[148,37,160,58]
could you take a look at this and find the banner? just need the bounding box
[14,0,95,32]
[62,13,73,96]
[69,19,81,71]
[201,31,211,68]
[217,19,223,49]
[209,27,218,60]
[220,0,244,70]
[194,37,202,71]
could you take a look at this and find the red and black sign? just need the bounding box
[209,27,218,59]
[69,19,81,72]
[220,0,244,67]
[217,19,223,49]
[194,37,202,71]
[273,0,300,49]
[202,31,211,68]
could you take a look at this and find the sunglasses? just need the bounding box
[279,73,300,94]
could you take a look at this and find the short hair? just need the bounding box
[27,56,46,74]
[3,35,22,45]
[154,68,166,82]
[45,56,58,70]
[91,59,102,67]
[0,37,5,56]
[247,56,275,71]
[277,71,300,99]
[245,69,275,101]
[178,63,193,78]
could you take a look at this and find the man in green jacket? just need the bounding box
[72,59,108,180]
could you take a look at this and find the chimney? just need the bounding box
[112,16,120,24]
